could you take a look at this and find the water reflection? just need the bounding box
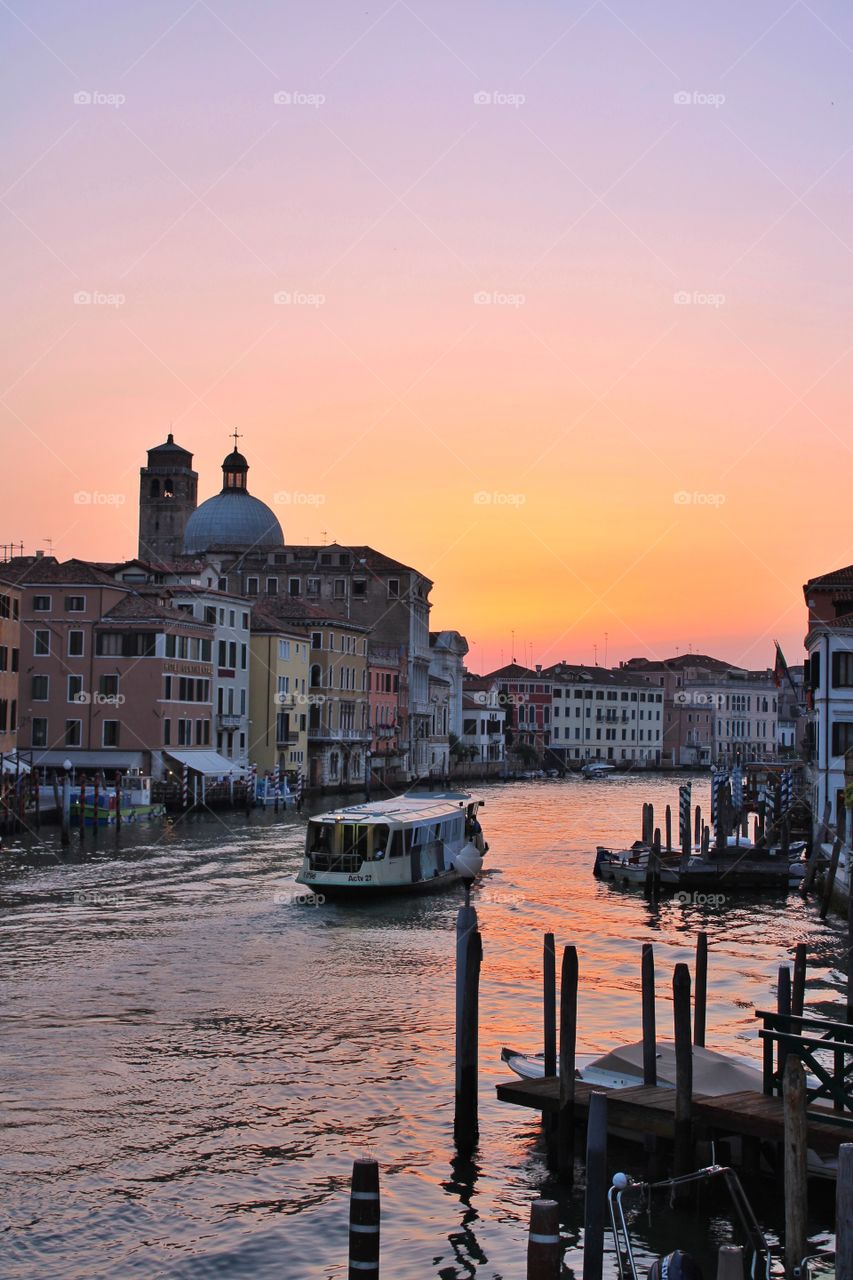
[0,776,846,1277]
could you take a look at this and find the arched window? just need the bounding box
[164,476,174,498]
[149,479,160,498]
[310,664,322,689]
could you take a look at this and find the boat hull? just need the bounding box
[295,868,463,897]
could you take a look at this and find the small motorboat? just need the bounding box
[581,761,616,778]
[501,1039,763,1094]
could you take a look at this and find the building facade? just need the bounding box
[542,663,664,766]
[460,678,506,767]
[0,578,20,757]
[368,643,406,788]
[249,604,310,778]
[804,564,853,840]
[483,663,552,757]
[138,434,198,564]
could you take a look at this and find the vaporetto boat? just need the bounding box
[295,790,487,896]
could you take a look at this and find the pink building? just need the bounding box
[368,643,406,786]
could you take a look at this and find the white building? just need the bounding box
[687,673,778,766]
[429,630,468,739]
[542,663,664,766]
[460,681,506,766]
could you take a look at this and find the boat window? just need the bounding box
[341,824,369,861]
[308,822,333,853]
[371,824,389,859]
[405,827,417,852]
[390,830,404,858]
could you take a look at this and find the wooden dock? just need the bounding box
[495,1075,853,1157]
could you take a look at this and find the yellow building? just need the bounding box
[249,603,309,779]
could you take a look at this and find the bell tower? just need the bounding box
[138,433,198,563]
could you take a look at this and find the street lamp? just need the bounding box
[455,841,483,909]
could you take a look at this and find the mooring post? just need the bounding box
[694,804,701,849]
[114,770,122,830]
[694,932,708,1049]
[349,1158,380,1280]
[641,943,657,1086]
[543,932,557,1168]
[582,1091,607,1280]
[527,1199,560,1280]
[716,1245,744,1280]
[837,1144,853,1280]
[777,966,792,1079]
[672,963,694,1199]
[455,906,481,1154]
[792,944,807,1019]
[783,1056,807,1279]
[557,945,578,1183]
[60,772,71,846]
[701,825,711,856]
[665,804,672,853]
[646,829,661,897]
[820,837,843,920]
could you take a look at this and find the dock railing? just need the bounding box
[757,1009,853,1121]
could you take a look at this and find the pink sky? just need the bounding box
[4,0,853,672]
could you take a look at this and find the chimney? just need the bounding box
[536,664,542,674]
[35,549,44,559]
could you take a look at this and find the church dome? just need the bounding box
[182,441,283,555]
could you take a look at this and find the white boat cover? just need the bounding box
[590,1039,762,1093]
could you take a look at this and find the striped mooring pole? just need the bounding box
[181,763,189,810]
[527,1198,560,1278]
[678,783,691,848]
[348,1158,380,1278]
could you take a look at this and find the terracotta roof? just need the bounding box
[483,662,539,680]
[251,597,368,632]
[2,557,120,587]
[100,593,212,627]
[804,565,853,591]
[284,543,429,581]
[540,662,665,688]
[622,654,740,674]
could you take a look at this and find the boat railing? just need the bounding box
[308,851,364,874]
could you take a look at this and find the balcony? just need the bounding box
[276,731,300,746]
[217,713,242,729]
[308,728,371,743]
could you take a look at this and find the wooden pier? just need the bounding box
[495,1076,853,1158]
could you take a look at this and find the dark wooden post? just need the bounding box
[665,804,672,853]
[783,1057,807,1279]
[60,772,70,846]
[114,770,122,830]
[527,1199,560,1280]
[33,768,40,830]
[455,906,481,1154]
[837,1144,853,1280]
[543,933,556,1078]
[642,943,656,1086]
[820,837,843,920]
[777,966,792,1079]
[582,1091,607,1280]
[558,945,578,1183]
[694,804,701,849]
[673,963,693,1197]
[694,932,708,1049]
[792,944,807,1019]
[92,775,99,838]
[349,1158,380,1280]
[543,932,557,1168]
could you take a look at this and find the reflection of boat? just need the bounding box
[295,790,487,897]
[581,761,616,778]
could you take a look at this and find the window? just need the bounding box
[68,630,84,657]
[32,717,48,747]
[163,718,171,745]
[33,595,51,611]
[102,721,120,747]
[279,639,291,660]
[204,606,216,624]
[311,631,322,650]
[833,652,853,689]
[64,720,82,747]
[387,578,400,598]
[218,577,227,592]
[246,577,259,595]
[832,722,853,757]
[289,577,301,596]
[65,596,85,612]
[333,578,347,598]
[266,577,278,595]
[242,611,249,629]
[34,629,50,656]
[306,577,320,596]
[68,674,84,703]
[31,674,49,700]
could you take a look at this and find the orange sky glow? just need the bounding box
[4,1,853,673]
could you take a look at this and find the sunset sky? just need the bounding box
[4,0,853,673]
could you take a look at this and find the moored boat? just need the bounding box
[581,761,616,778]
[295,790,487,897]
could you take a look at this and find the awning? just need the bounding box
[164,749,246,776]
[31,751,146,770]
[1,754,31,773]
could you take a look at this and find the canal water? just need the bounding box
[0,774,843,1278]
